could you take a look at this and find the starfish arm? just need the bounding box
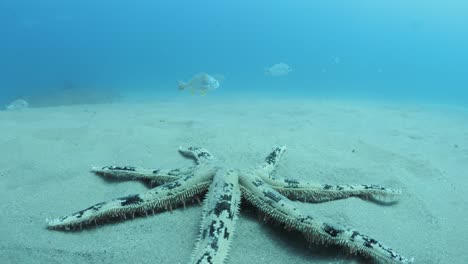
[47,164,217,230]
[255,146,287,175]
[239,172,412,264]
[262,178,401,203]
[90,165,195,185]
[179,146,214,164]
[255,146,400,202]
[191,169,241,264]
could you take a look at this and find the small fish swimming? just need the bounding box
[5,99,29,111]
[178,73,220,95]
[265,62,292,77]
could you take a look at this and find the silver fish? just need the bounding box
[265,63,292,77]
[5,99,29,111]
[178,73,220,95]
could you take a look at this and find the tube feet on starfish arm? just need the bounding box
[46,164,217,230]
[90,165,196,186]
[254,146,402,203]
[191,169,241,264]
[270,181,402,203]
[239,172,413,263]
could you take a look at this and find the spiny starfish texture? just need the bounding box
[47,146,413,263]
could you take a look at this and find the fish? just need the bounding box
[265,62,292,77]
[178,73,220,95]
[5,99,29,111]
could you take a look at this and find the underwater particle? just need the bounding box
[178,73,220,95]
[332,56,341,64]
[264,63,292,77]
[5,99,29,111]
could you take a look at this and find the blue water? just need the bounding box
[1,0,467,106]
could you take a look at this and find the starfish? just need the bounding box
[47,146,413,263]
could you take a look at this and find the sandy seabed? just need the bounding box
[0,98,467,264]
